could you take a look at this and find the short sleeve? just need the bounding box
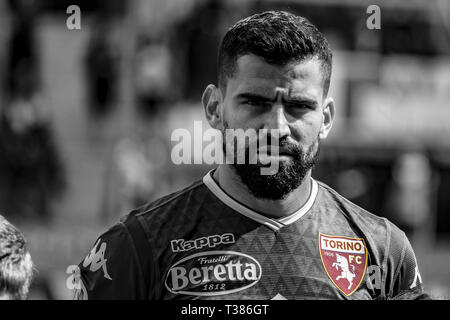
[390,232,423,297]
[73,222,146,299]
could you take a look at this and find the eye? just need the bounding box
[243,99,270,108]
[285,101,314,111]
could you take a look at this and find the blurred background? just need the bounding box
[0,0,449,299]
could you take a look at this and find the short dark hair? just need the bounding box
[0,215,34,300]
[218,11,333,97]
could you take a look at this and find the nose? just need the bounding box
[263,104,291,139]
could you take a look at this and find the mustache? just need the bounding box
[256,136,302,157]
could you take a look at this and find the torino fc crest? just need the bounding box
[319,233,367,296]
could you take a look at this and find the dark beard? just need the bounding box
[222,127,320,200]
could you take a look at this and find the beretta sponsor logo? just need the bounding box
[165,251,261,296]
[319,233,367,296]
[171,233,235,252]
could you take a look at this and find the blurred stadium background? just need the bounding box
[0,0,449,299]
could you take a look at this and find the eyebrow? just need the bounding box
[236,92,319,106]
[285,96,319,107]
[235,93,273,102]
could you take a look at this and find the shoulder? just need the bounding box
[316,180,389,228]
[133,178,205,217]
[315,179,417,294]
[118,178,211,241]
[315,179,407,246]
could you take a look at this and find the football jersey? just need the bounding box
[73,169,423,300]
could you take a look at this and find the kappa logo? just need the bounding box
[171,233,235,252]
[319,233,367,296]
[410,265,422,289]
[83,239,112,280]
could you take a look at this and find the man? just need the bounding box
[0,215,34,300]
[74,11,424,299]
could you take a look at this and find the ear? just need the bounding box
[202,84,223,130]
[319,97,335,140]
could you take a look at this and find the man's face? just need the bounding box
[206,54,334,200]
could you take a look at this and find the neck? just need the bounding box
[213,164,312,219]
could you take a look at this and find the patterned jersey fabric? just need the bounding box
[74,170,423,300]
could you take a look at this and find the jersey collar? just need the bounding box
[203,169,318,231]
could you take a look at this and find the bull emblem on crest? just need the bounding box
[332,253,355,290]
